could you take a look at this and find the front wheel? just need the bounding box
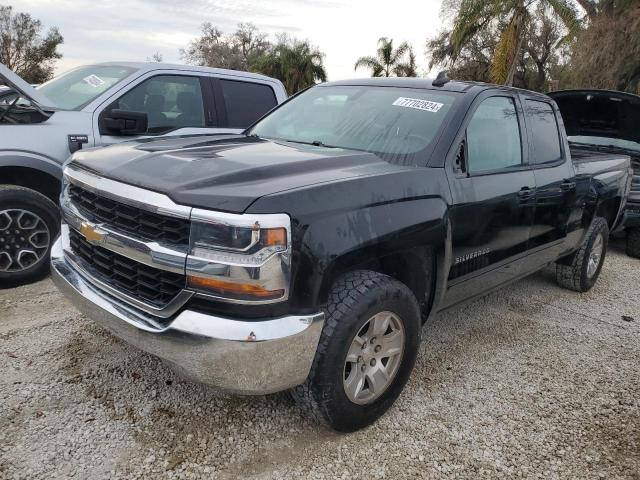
[292,270,421,432]
[0,185,60,289]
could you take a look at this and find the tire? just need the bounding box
[556,217,609,292]
[292,270,421,432]
[626,227,640,259]
[0,185,60,289]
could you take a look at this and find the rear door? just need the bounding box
[443,91,536,307]
[211,77,280,129]
[521,95,582,261]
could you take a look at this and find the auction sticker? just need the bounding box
[83,74,106,88]
[393,97,443,113]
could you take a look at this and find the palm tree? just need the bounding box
[251,38,327,94]
[450,0,580,85]
[394,47,418,77]
[354,37,417,77]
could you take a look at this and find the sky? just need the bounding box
[16,0,446,80]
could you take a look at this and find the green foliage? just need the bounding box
[0,5,63,84]
[569,2,640,92]
[182,24,326,94]
[250,35,327,94]
[444,0,580,85]
[354,37,418,77]
[427,4,572,92]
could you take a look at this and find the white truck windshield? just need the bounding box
[36,65,136,110]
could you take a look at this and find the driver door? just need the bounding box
[95,73,228,146]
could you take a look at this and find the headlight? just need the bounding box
[185,209,291,304]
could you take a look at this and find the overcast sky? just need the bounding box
[17,0,445,80]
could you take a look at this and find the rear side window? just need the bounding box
[526,100,562,164]
[467,96,522,173]
[220,80,277,128]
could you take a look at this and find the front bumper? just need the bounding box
[50,237,324,395]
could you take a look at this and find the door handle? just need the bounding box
[518,186,535,202]
[560,180,576,191]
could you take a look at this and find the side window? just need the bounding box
[112,75,205,134]
[219,80,277,128]
[526,100,562,164]
[467,96,522,173]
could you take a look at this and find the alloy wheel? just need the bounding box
[587,233,604,278]
[343,311,405,405]
[0,209,50,272]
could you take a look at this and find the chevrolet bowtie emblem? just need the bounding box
[80,222,106,244]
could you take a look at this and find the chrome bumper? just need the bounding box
[50,237,324,395]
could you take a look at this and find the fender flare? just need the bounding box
[294,196,451,319]
[0,150,63,180]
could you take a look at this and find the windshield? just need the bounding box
[249,85,459,164]
[36,65,137,110]
[569,135,640,152]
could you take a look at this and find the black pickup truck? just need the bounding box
[51,78,631,432]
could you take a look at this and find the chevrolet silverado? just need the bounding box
[51,77,631,431]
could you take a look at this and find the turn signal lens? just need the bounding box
[264,228,287,247]
[187,276,285,301]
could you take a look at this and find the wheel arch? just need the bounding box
[291,197,450,323]
[319,245,438,323]
[0,153,63,204]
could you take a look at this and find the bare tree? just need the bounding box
[147,52,163,62]
[181,22,270,71]
[0,5,63,83]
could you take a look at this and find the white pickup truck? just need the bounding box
[0,62,287,287]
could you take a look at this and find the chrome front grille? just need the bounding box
[61,166,194,316]
[69,228,186,308]
[68,183,190,246]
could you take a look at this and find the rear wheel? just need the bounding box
[556,217,608,292]
[292,270,421,432]
[626,227,640,259]
[0,185,60,288]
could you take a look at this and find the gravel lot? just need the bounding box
[1,240,639,480]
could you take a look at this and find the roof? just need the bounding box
[321,77,551,99]
[87,61,282,84]
[323,77,478,92]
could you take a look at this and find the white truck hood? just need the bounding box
[0,63,56,110]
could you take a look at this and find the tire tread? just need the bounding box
[556,217,608,292]
[292,270,419,430]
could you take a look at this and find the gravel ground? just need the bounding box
[1,240,639,480]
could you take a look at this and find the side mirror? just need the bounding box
[101,109,148,135]
[454,139,467,174]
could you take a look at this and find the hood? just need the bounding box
[0,63,56,109]
[70,135,404,213]
[549,90,640,146]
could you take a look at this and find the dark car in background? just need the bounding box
[550,90,640,257]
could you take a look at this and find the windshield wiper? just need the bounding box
[310,140,338,148]
[277,138,340,148]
